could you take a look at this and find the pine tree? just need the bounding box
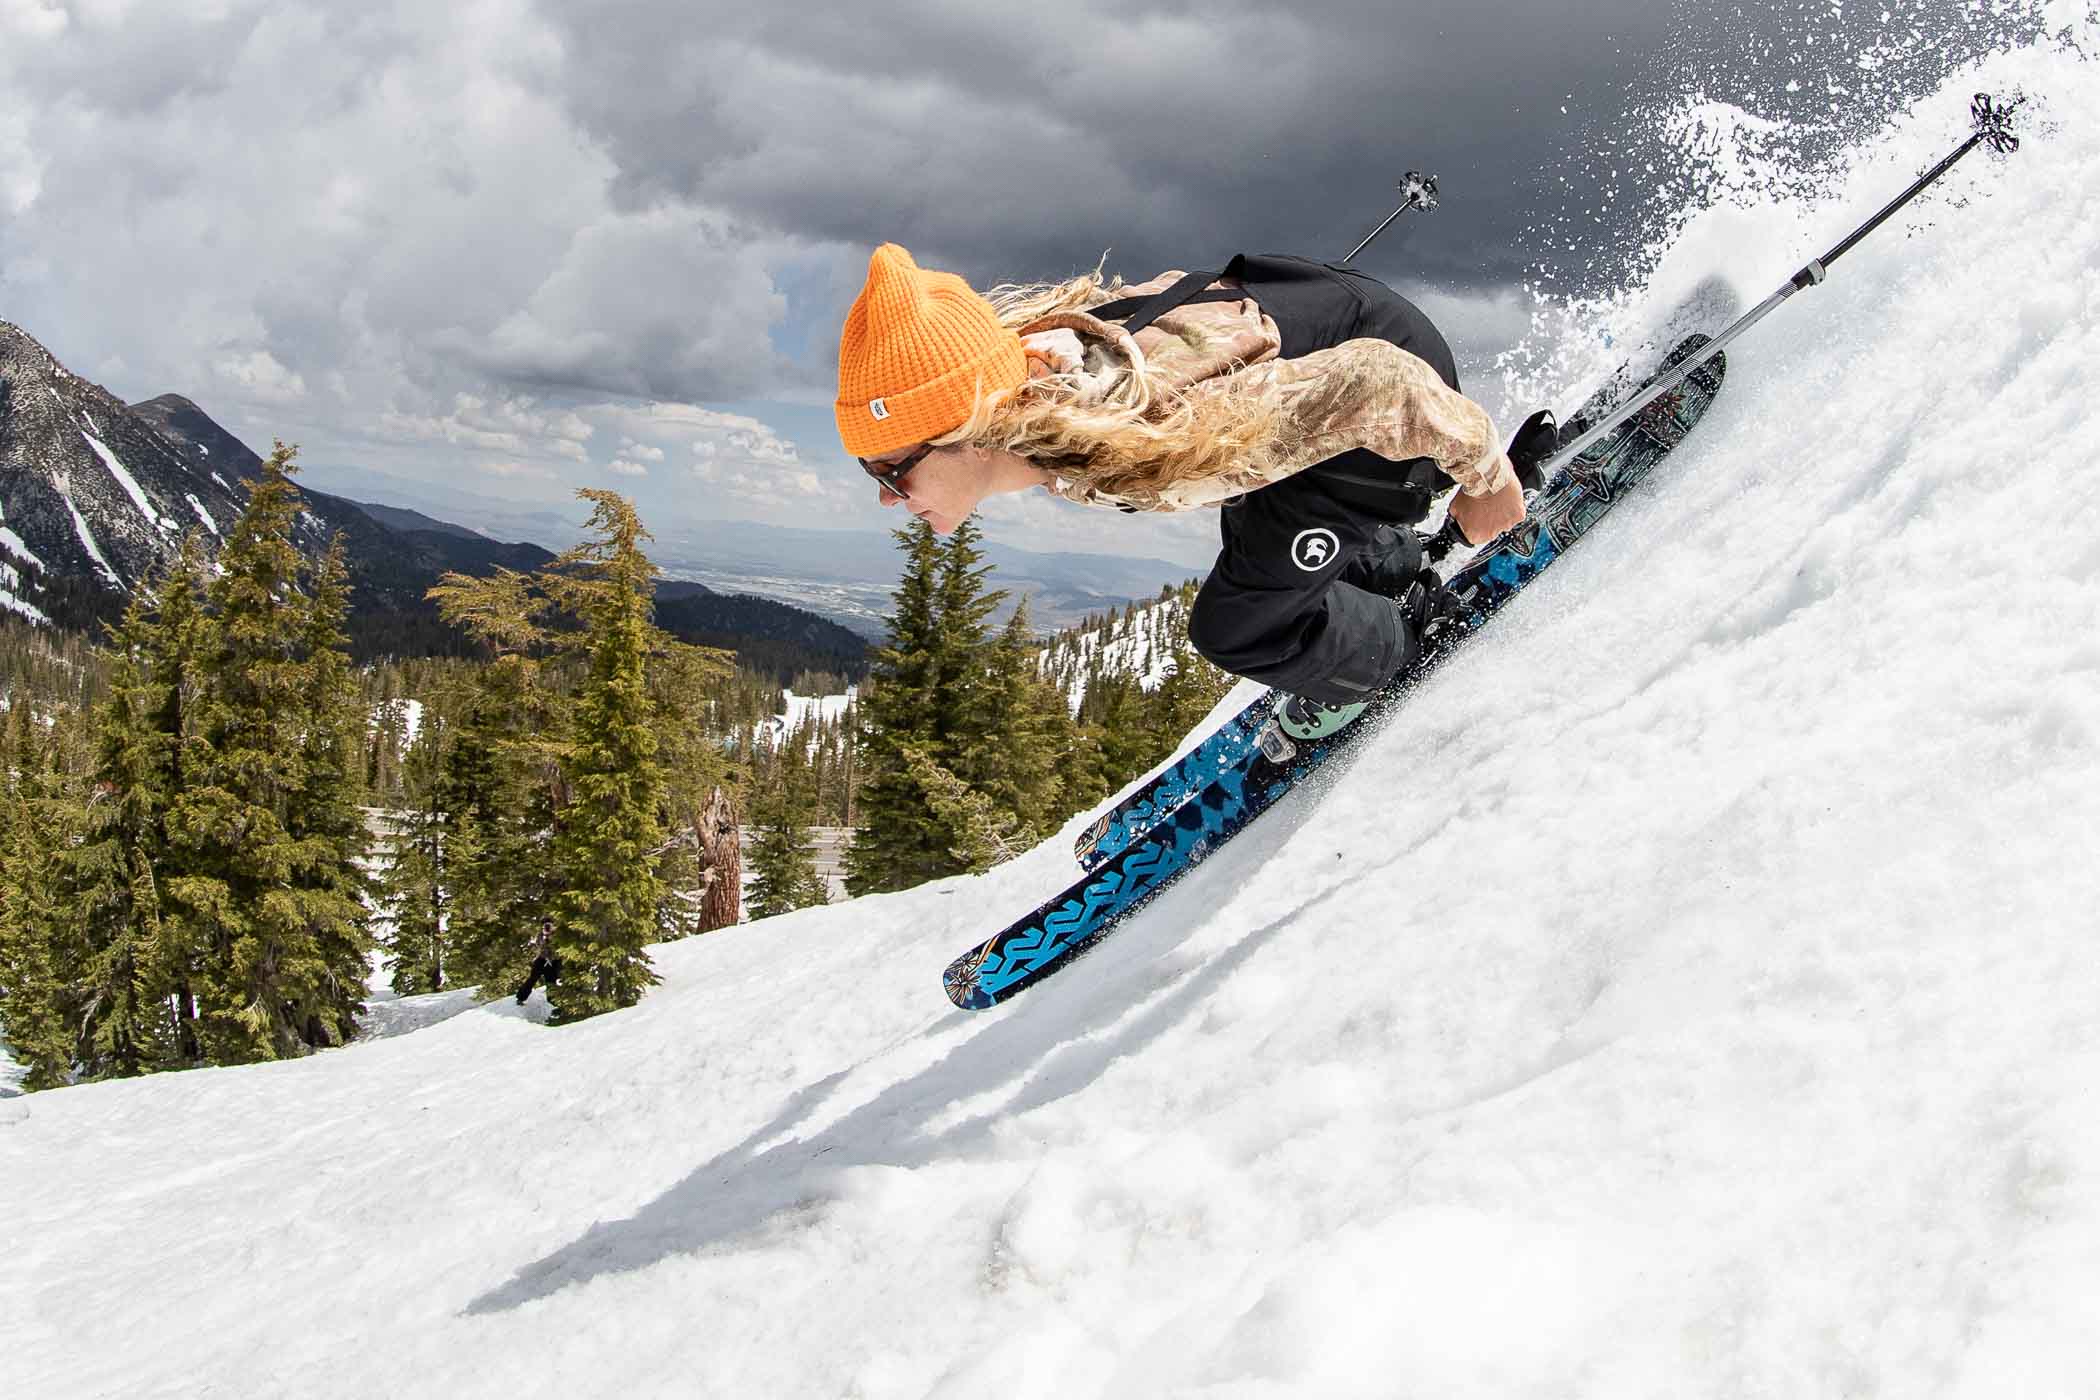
[842,521,947,894]
[744,744,828,919]
[378,700,450,996]
[543,490,665,1021]
[63,583,185,1079]
[145,536,210,1063]
[425,568,562,1000]
[1148,633,1235,768]
[0,785,80,1090]
[367,682,407,804]
[928,520,1004,752]
[900,742,1029,871]
[287,537,375,1046]
[165,443,371,1063]
[1079,670,1152,781]
[959,599,1062,842]
[644,636,736,939]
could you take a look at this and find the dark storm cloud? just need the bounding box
[536,0,1684,296]
[543,0,2052,302]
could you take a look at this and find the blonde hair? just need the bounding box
[931,254,1285,498]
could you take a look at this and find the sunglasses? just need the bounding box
[857,441,937,501]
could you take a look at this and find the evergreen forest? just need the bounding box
[0,455,1230,1093]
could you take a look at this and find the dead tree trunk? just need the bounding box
[695,784,742,932]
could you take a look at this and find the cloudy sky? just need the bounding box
[0,0,2046,568]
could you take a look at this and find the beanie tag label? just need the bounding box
[868,397,890,421]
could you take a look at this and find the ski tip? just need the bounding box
[942,954,997,1011]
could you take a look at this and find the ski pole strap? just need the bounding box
[1085,254,1256,334]
[1421,516,1465,566]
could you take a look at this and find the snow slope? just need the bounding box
[8,40,2100,1400]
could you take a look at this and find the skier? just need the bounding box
[835,244,1535,740]
[514,919,562,1005]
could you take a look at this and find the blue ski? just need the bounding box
[1072,335,1688,874]
[1071,691,1278,869]
[945,335,1726,1010]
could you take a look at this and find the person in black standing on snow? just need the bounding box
[515,918,562,1005]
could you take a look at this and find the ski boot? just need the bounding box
[1256,569,1469,765]
[1276,694,1368,742]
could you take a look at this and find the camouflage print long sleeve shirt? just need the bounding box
[1019,269,1516,515]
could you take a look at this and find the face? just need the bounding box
[862,441,999,534]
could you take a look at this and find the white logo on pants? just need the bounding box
[1291,528,1340,572]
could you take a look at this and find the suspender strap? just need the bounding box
[1084,254,1249,333]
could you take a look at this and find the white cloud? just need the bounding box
[689,436,796,473]
[689,453,853,510]
[213,349,308,403]
[0,0,776,501]
[973,485,1218,570]
[597,400,799,446]
[0,104,41,216]
[606,458,649,477]
[453,205,795,402]
[0,0,67,41]
[378,392,594,463]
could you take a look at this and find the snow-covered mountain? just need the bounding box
[0,324,558,642]
[7,38,2100,1398]
[1038,586,1200,711]
[0,324,251,625]
[0,330,873,667]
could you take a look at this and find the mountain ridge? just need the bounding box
[0,324,866,672]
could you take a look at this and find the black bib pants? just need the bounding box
[1097,254,1466,706]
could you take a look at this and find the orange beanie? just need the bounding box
[835,243,1027,458]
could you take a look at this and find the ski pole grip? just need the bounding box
[1506,409,1557,492]
[1421,516,1465,565]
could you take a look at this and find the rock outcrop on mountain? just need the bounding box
[0,320,248,628]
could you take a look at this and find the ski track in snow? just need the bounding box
[8,38,2100,1400]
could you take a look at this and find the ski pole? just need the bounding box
[1342,171,1440,264]
[1426,93,2023,563]
[1534,92,2023,478]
